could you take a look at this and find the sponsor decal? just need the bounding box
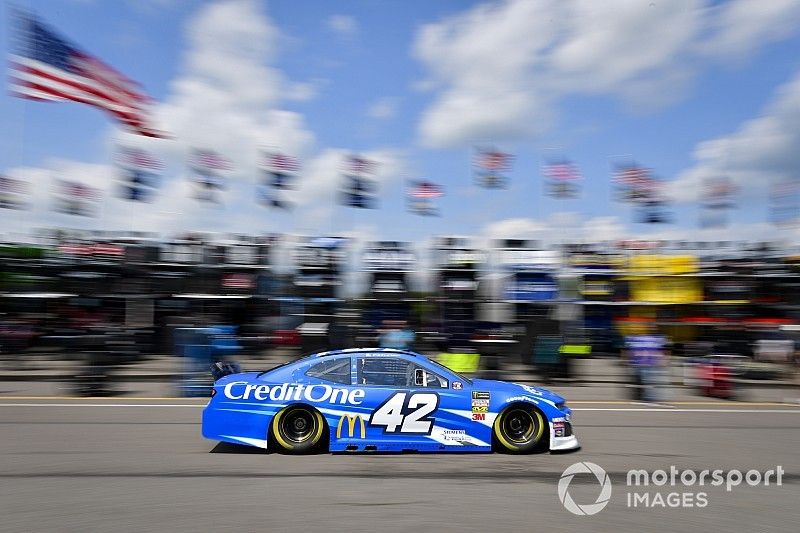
[442,429,467,441]
[472,391,490,400]
[505,395,539,405]
[553,420,566,437]
[472,413,486,421]
[336,414,366,439]
[517,384,545,396]
[471,396,490,414]
[222,381,365,405]
[452,381,463,390]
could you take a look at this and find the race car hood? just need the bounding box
[469,378,566,407]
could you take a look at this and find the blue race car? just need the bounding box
[202,348,579,454]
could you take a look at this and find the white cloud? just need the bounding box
[153,0,315,159]
[700,0,800,60]
[669,68,800,203]
[366,97,400,120]
[482,217,547,240]
[414,0,800,148]
[480,213,800,246]
[327,14,358,37]
[286,80,322,102]
[481,212,609,243]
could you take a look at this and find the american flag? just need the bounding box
[474,148,512,172]
[702,176,737,202]
[347,155,375,175]
[54,179,99,216]
[0,175,29,210]
[263,152,300,173]
[59,180,98,199]
[613,164,651,188]
[117,147,162,170]
[543,160,581,182]
[0,175,27,194]
[408,180,443,199]
[191,149,232,172]
[9,11,163,137]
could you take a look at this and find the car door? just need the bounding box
[352,354,447,451]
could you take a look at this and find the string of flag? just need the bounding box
[5,11,795,229]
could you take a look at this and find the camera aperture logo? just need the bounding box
[558,461,612,516]
[558,462,785,514]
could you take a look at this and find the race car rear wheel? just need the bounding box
[493,405,547,453]
[270,405,326,454]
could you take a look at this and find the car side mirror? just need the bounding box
[414,368,426,387]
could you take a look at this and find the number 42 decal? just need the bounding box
[369,392,439,434]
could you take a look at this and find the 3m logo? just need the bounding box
[336,414,366,439]
[472,413,486,421]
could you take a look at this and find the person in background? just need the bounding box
[624,325,669,402]
[379,319,415,350]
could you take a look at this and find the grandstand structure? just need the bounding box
[1,231,799,361]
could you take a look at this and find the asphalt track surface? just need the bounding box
[1,399,798,533]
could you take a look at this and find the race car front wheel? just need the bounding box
[270,405,326,454]
[493,405,547,453]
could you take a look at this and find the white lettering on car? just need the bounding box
[269,383,288,401]
[221,381,365,405]
[253,385,269,401]
[349,389,365,405]
[223,381,248,400]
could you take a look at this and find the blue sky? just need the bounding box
[3,0,800,245]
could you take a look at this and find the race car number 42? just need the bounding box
[369,392,439,434]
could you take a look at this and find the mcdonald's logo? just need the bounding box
[336,413,366,439]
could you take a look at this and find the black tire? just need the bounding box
[270,405,327,454]
[492,404,548,454]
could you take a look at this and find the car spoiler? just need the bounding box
[210,361,243,381]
